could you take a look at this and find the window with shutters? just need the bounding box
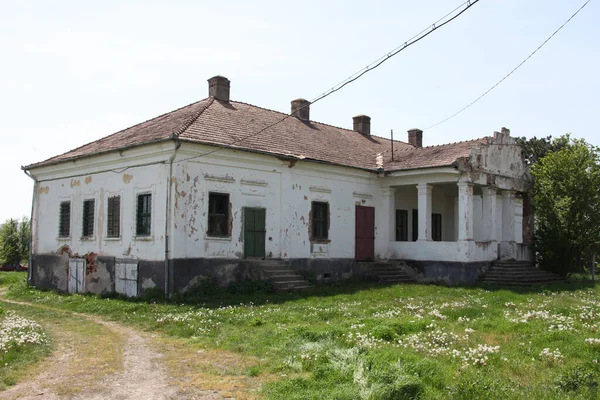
[395,209,408,241]
[311,202,329,240]
[207,193,229,237]
[432,213,443,242]
[82,199,95,238]
[107,196,121,238]
[58,201,71,238]
[136,193,152,237]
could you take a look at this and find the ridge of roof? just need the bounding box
[174,97,215,137]
[228,100,412,145]
[418,137,487,149]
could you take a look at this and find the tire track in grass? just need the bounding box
[0,297,230,399]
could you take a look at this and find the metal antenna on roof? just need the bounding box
[391,129,394,162]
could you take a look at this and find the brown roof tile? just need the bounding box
[25,97,483,172]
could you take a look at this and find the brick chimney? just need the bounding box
[208,76,230,102]
[291,99,310,121]
[353,115,371,137]
[408,128,423,148]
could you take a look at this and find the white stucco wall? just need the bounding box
[30,143,172,261]
[170,144,379,261]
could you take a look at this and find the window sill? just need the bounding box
[134,236,153,241]
[310,239,331,244]
[104,237,121,242]
[80,236,96,241]
[204,235,232,242]
[56,236,71,241]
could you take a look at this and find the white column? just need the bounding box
[457,182,474,241]
[481,187,497,242]
[375,186,395,258]
[501,190,515,242]
[417,184,432,241]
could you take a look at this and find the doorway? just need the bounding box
[244,207,266,258]
[355,206,375,261]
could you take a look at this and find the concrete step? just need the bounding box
[272,280,314,290]
[263,269,300,276]
[368,263,416,284]
[259,262,312,290]
[267,275,305,283]
[481,261,563,286]
[485,271,560,278]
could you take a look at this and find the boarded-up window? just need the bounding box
[82,199,95,237]
[208,193,229,237]
[59,201,71,237]
[395,209,408,241]
[107,196,121,238]
[136,194,152,236]
[432,213,442,242]
[311,202,329,240]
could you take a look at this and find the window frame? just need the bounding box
[395,209,408,241]
[412,209,418,242]
[432,213,443,242]
[311,201,329,241]
[207,192,230,238]
[58,200,71,238]
[81,198,95,239]
[135,193,152,237]
[106,195,121,239]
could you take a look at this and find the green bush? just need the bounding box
[555,363,599,392]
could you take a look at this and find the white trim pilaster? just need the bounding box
[481,186,497,242]
[457,182,474,241]
[417,184,432,241]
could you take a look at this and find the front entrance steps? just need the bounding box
[260,260,313,291]
[481,260,564,286]
[368,261,416,284]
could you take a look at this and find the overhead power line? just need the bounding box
[176,0,481,164]
[425,0,592,130]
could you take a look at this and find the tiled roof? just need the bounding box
[25,97,484,172]
[385,138,487,171]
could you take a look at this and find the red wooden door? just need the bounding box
[355,206,375,261]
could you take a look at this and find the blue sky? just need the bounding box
[1,0,598,222]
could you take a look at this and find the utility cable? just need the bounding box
[175,0,481,164]
[425,0,592,130]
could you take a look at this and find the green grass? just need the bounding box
[0,273,52,390]
[3,273,600,399]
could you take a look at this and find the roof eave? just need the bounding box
[22,137,174,171]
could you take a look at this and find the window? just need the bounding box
[82,199,95,237]
[58,201,71,237]
[107,196,121,238]
[208,193,229,237]
[136,194,152,236]
[395,209,408,241]
[432,213,442,242]
[412,209,418,241]
[311,201,329,240]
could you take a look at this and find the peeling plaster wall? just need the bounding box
[33,162,168,261]
[170,146,380,262]
[461,130,532,193]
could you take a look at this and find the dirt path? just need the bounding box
[0,298,229,400]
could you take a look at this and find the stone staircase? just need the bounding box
[481,261,564,286]
[369,262,415,285]
[260,260,313,291]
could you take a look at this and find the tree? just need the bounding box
[531,138,600,275]
[516,135,569,166]
[0,217,30,266]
